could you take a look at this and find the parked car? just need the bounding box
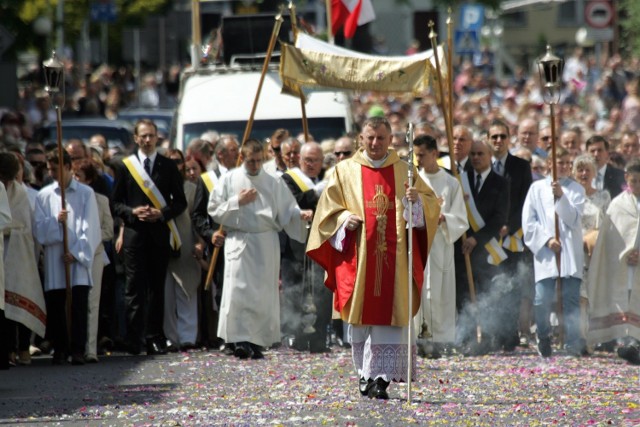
[34,118,135,156]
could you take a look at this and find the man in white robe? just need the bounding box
[522,148,585,358]
[0,153,46,366]
[208,139,312,359]
[587,160,640,365]
[34,151,101,365]
[0,180,12,369]
[413,135,469,357]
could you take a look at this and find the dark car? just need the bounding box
[34,118,135,155]
[117,108,174,140]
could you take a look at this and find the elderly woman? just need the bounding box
[572,154,611,352]
[162,148,202,350]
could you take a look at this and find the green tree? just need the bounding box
[620,0,640,57]
[1,0,170,61]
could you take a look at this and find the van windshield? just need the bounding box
[182,118,348,149]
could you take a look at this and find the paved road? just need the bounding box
[0,346,638,426]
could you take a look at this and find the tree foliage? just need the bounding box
[1,0,170,61]
[619,0,640,58]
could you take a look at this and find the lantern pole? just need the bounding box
[537,45,565,347]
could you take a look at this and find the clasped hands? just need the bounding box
[132,205,163,222]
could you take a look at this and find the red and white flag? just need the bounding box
[331,0,376,39]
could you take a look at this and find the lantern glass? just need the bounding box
[42,51,64,95]
[537,45,564,105]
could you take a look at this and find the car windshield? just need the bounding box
[181,118,347,150]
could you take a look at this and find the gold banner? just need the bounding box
[280,34,442,95]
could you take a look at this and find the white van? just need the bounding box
[174,63,353,151]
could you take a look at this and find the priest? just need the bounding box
[306,117,440,399]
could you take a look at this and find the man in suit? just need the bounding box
[489,119,533,351]
[280,142,331,353]
[586,135,626,198]
[439,125,474,173]
[458,139,510,355]
[112,119,187,355]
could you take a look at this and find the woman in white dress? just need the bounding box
[572,154,611,351]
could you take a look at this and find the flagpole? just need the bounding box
[326,0,335,44]
[406,122,415,404]
[204,11,284,290]
[428,21,481,345]
[289,1,310,142]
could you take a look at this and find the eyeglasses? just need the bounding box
[302,157,322,164]
[540,136,556,141]
[490,134,508,141]
[334,151,352,157]
[138,133,157,140]
[172,158,184,165]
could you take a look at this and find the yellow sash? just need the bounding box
[122,155,182,250]
[459,172,485,232]
[285,168,312,192]
[201,171,218,193]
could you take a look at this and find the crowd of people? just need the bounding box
[0,46,639,401]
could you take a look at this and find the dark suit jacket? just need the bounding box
[112,150,187,248]
[192,177,215,243]
[604,165,626,199]
[466,169,510,250]
[281,173,320,212]
[502,153,532,235]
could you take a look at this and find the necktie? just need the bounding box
[493,160,502,176]
[144,158,151,175]
[475,173,482,193]
[596,172,603,190]
[456,161,462,174]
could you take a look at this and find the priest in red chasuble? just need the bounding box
[306,117,440,399]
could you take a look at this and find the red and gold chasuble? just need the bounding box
[361,166,397,324]
[306,149,440,327]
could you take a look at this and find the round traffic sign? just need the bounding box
[585,0,613,29]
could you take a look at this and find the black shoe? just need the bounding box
[71,353,85,365]
[250,344,264,359]
[166,342,179,353]
[222,343,236,356]
[180,342,196,352]
[359,377,373,396]
[146,340,167,355]
[367,378,390,400]
[565,344,587,358]
[309,344,331,354]
[618,345,640,365]
[537,337,552,358]
[52,352,67,365]
[234,342,252,359]
[124,341,142,356]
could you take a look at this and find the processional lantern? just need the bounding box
[537,45,564,105]
[42,50,65,107]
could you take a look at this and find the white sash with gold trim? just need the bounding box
[485,237,508,265]
[502,228,525,252]
[459,173,486,232]
[122,155,182,250]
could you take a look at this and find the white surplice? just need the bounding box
[3,181,46,337]
[415,169,469,342]
[522,177,585,281]
[208,167,307,347]
[34,179,101,291]
[587,191,640,344]
[0,181,12,311]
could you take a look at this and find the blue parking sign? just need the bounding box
[454,30,480,55]
[460,4,484,31]
[90,1,117,23]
